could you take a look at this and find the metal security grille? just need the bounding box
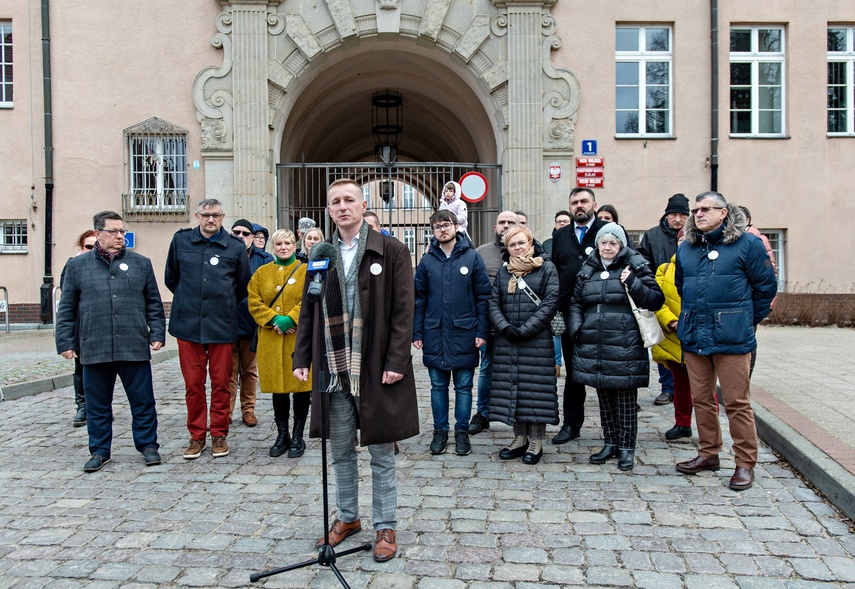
[276,162,501,266]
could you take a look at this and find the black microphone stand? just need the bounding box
[251,274,371,586]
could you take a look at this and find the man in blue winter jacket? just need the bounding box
[413,210,491,456]
[674,191,777,491]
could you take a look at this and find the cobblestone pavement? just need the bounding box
[1,352,854,589]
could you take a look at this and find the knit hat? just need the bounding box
[595,222,627,248]
[231,218,254,233]
[298,217,316,234]
[665,193,690,216]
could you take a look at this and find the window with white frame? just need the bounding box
[730,27,786,136]
[0,220,27,253]
[362,184,371,204]
[402,184,415,210]
[422,228,431,249]
[123,117,188,214]
[761,229,786,291]
[0,22,12,107]
[828,26,855,135]
[615,25,672,136]
[403,228,415,255]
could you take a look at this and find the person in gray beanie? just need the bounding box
[638,193,690,406]
[569,222,664,471]
[296,217,316,258]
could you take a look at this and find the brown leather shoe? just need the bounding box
[242,410,258,427]
[729,466,755,491]
[314,518,361,549]
[676,454,720,474]
[373,528,397,562]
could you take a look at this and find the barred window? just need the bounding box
[762,229,786,291]
[0,22,12,106]
[828,27,855,135]
[123,117,188,215]
[0,220,27,253]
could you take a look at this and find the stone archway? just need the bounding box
[192,0,580,231]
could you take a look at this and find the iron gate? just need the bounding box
[276,162,502,266]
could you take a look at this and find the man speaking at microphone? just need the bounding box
[293,178,418,563]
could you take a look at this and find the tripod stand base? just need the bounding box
[250,542,372,586]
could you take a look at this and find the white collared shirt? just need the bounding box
[338,234,360,275]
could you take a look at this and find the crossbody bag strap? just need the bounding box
[515,275,542,306]
[268,262,302,309]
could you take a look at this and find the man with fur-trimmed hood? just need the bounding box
[673,192,777,492]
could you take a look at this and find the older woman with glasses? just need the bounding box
[569,223,664,471]
[488,226,560,464]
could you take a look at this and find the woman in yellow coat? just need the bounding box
[652,229,696,441]
[248,229,312,458]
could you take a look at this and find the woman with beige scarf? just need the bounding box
[488,226,560,465]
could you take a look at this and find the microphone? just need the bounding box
[306,242,338,302]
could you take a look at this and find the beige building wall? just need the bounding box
[1,0,854,321]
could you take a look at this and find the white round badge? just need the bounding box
[287,278,296,285]
[460,266,469,275]
[370,263,383,276]
[210,256,219,266]
[708,250,719,260]
[600,271,610,280]
[585,247,594,255]
[517,278,528,290]
[119,263,129,271]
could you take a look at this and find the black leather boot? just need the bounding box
[618,449,635,471]
[287,419,306,458]
[269,419,291,457]
[72,371,86,427]
[589,444,617,464]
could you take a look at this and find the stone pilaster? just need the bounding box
[493,0,555,225]
[227,1,275,226]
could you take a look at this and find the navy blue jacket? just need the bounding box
[675,205,777,356]
[413,234,491,370]
[164,226,251,344]
[237,245,275,340]
[56,248,165,365]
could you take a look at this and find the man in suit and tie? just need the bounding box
[548,187,608,444]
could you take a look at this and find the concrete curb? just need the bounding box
[0,348,179,402]
[754,401,855,522]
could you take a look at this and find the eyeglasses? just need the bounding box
[691,206,724,215]
[199,213,225,219]
[233,230,252,237]
[83,244,95,250]
[99,229,127,236]
[432,222,456,232]
[507,240,530,250]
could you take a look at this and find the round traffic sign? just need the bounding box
[459,172,488,203]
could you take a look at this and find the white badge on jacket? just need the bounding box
[210,256,219,266]
[370,263,382,275]
[119,263,129,271]
[460,266,469,275]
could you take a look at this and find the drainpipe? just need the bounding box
[39,0,54,323]
[710,0,719,192]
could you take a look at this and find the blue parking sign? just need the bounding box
[124,231,135,249]
[581,140,597,156]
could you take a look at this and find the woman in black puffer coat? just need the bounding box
[489,226,559,465]
[570,223,664,471]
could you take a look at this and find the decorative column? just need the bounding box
[227,1,275,225]
[493,0,555,220]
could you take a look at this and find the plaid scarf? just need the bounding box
[323,222,369,397]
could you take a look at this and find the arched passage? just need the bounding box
[275,41,503,252]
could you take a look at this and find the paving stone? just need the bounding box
[632,571,683,589]
[734,577,788,589]
[585,566,633,586]
[823,556,855,582]
[788,558,835,582]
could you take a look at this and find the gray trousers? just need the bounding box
[329,388,397,530]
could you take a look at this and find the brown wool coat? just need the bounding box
[293,229,419,446]
[247,260,312,394]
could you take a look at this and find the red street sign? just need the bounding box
[576,167,604,178]
[576,177,604,188]
[576,157,604,167]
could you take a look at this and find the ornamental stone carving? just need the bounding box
[378,0,399,9]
